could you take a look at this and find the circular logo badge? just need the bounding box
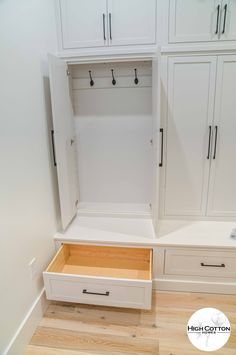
[187,308,231,352]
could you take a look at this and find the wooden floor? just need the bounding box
[25,291,236,355]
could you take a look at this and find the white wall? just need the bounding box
[71,62,153,205]
[0,1,59,353]
[74,87,153,204]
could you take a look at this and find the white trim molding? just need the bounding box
[153,279,236,294]
[3,289,49,355]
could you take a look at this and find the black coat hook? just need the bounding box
[134,68,139,85]
[111,69,116,86]
[89,70,94,87]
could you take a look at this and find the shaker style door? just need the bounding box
[207,56,236,217]
[59,0,108,49]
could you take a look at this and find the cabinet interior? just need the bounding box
[70,61,153,209]
[47,244,152,280]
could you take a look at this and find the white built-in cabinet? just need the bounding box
[58,0,156,50]
[169,0,236,44]
[47,53,158,309]
[207,56,236,217]
[46,2,236,304]
[162,55,236,218]
[48,53,159,230]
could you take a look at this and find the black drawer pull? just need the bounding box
[201,262,225,268]
[82,289,110,296]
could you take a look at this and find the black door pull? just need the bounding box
[222,4,228,34]
[103,13,106,41]
[215,4,220,34]
[159,128,164,167]
[109,13,112,40]
[213,125,218,160]
[50,130,57,167]
[207,126,212,159]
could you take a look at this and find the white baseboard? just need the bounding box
[3,288,49,355]
[153,278,236,294]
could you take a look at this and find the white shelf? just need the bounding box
[55,214,156,246]
[157,220,236,249]
[55,217,236,249]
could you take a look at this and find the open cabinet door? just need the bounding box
[151,49,161,233]
[48,54,79,229]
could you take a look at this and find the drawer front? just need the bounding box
[43,244,152,309]
[165,249,236,278]
[43,273,152,309]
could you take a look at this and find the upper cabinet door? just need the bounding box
[107,0,156,46]
[207,56,236,217]
[164,56,217,217]
[169,0,220,43]
[59,0,107,49]
[220,0,236,41]
[48,54,79,229]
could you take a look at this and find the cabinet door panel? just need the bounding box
[59,0,107,49]
[220,0,236,40]
[169,0,220,43]
[164,57,217,217]
[107,0,156,46]
[207,56,236,216]
[49,54,79,229]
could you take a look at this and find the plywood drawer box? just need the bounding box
[164,249,236,278]
[43,244,152,309]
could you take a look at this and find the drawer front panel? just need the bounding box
[165,249,236,278]
[44,273,152,309]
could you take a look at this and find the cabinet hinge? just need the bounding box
[75,200,79,206]
[66,69,70,76]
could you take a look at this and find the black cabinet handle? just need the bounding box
[207,126,212,159]
[103,13,106,41]
[201,262,225,268]
[215,4,220,34]
[159,128,164,167]
[50,130,57,167]
[222,4,228,34]
[109,13,112,40]
[83,289,110,296]
[213,125,218,159]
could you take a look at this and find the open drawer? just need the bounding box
[43,244,152,309]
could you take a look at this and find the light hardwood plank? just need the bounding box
[25,291,236,355]
[30,327,158,354]
[25,345,95,355]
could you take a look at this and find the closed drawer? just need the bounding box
[164,249,236,278]
[44,244,152,309]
